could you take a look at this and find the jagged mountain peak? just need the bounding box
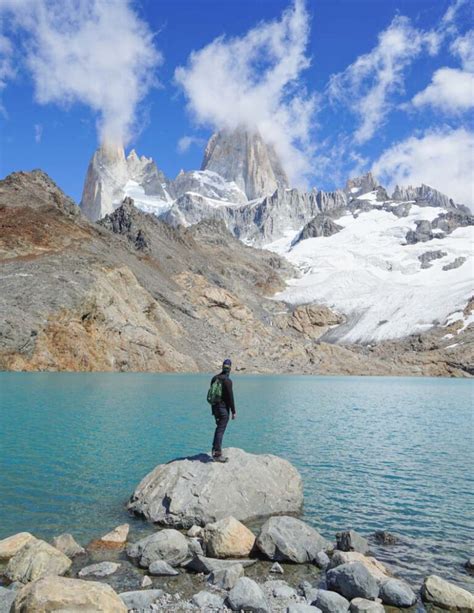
[344,171,379,196]
[201,126,289,200]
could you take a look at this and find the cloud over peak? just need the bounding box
[2,0,162,146]
[174,0,317,186]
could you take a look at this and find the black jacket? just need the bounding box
[211,372,235,414]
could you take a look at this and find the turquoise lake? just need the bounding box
[0,373,472,591]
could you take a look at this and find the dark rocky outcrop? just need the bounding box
[293,214,343,244]
[418,250,447,269]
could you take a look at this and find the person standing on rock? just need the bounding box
[207,358,236,462]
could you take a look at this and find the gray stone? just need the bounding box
[379,578,416,607]
[149,560,180,576]
[272,583,297,599]
[51,533,85,557]
[312,589,350,613]
[78,561,120,577]
[466,557,474,570]
[208,563,244,590]
[271,562,285,574]
[336,531,369,555]
[119,589,165,609]
[128,448,303,528]
[5,539,72,583]
[287,605,322,613]
[314,551,330,569]
[420,574,474,611]
[326,562,379,600]
[372,531,398,545]
[392,203,412,217]
[188,536,204,557]
[126,529,189,568]
[418,250,447,269]
[227,577,270,612]
[443,256,467,271]
[406,219,434,244]
[350,597,384,613]
[256,516,330,563]
[142,575,153,588]
[0,586,16,613]
[294,214,342,243]
[192,590,226,609]
[185,554,257,574]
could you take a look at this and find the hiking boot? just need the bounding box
[213,455,228,463]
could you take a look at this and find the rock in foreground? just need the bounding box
[421,574,474,611]
[11,576,126,612]
[128,448,303,527]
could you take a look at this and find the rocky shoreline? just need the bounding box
[1,449,473,612]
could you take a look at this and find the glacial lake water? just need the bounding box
[0,373,472,591]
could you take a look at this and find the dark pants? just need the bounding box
[212,406,229,455]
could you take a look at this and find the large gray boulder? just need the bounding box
[311,589,350,613]
[227,577,269,612]
[336,530,369,554]
[208,563,244,590]
[119,589,165,610]
[256,516,330,563]
[326,562,379,600]
[126,529,189,568]
[420,574,474,611]
[288,605,322,613]
[379,578,417,607]
[128,448,303,528]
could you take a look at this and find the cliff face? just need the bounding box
[201,127,289,200]
[80,145,170,221]
[1,170,472,376]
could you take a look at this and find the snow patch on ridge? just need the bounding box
[267,206,474,344]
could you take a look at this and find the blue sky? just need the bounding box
[1,0,473,205]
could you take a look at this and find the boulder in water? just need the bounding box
[256,516,330,563]
[420,574,474,611]
[326,562,379,600]
[203,515,256,558]
[51,533,85,557]
[336,530,369,554]
[128,448,303,528]
[227,576,270,612]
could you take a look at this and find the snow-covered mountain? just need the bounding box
[79,131,473,345]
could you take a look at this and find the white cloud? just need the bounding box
[410,29,474,114]
[0,33,15,114]
[451,29,474,71]
[174,0,317,186]
[1,0,162,146]
[34,123,43,143]
[177,135,205,154]
[411,67,474,113]
[328,16,437,144]
[372,127,474,207]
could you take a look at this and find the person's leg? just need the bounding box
[212,407,229,456]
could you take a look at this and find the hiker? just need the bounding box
[207,358,236,462]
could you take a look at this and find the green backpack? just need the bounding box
[207,376,223,405]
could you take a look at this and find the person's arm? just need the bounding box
[224,378,236,416]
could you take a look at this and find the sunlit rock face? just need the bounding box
[201,127,289,200]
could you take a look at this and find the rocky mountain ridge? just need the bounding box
[1,170,472,375]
